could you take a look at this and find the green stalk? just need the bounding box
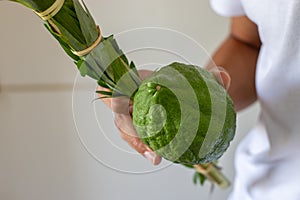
[9,0,141,98]
[194,163,230,188]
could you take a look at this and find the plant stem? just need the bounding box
[194,163,230,189]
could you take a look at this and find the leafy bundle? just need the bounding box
[6,0,235,188]
[10,0,140,97]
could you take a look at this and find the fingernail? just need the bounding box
[143,151,157,165]
[219,70,231,91]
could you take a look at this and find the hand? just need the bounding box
[208,66,231,91]
[98,67,231,166]
[98,70,162,165]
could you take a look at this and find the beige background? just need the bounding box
[0,0,260,199]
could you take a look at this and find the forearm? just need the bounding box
[210,35,259,111]
[212,17,261,111]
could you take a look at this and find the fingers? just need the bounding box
[97,69,152,112]
[109,69,152,113]
[97,86,112,109]
[111,96,132,114]
[114,113,162,165]
[97,69,162,165]
[97,86,132,114]
[209,66,231,91]
[138,69,153,80]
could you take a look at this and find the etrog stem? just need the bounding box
[194,163,230,189]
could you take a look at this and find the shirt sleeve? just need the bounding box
[209,0,245,17]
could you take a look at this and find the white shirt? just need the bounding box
[210,0,300,199]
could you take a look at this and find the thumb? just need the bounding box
[209,67,231,91]
[114,113,162,165]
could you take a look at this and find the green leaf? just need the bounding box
[93,96,109,100]
[199,173,207,185]
[95,90,125,98]
[95,90,112,96]
[73,0,98,47]
[192,172,207,186]
[78,59,101,80]
[129,61,136,70]
[9,0,54,11]
[44,23,81,61]
[97,80,110,89]
[50,17,87,51]
[193,172,198,185]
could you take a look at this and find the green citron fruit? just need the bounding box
[133,62,236,164]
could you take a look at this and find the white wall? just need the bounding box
[0,1,260,200]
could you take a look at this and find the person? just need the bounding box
[101,0,300,199]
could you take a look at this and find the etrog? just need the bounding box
[133,62,236,164]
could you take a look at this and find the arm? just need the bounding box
[209,16,261,111]
[99,16,260,164]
